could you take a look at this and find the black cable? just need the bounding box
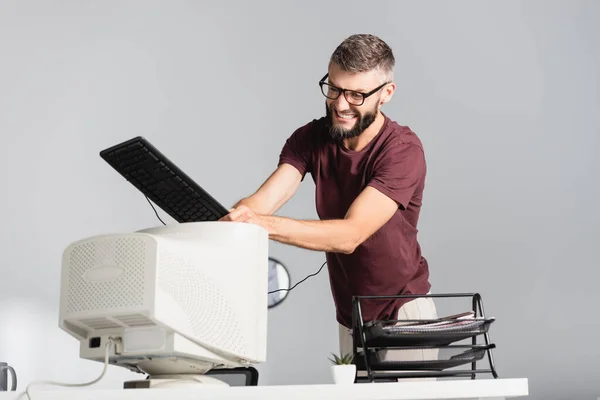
[145,195,166,225]
[144,197,324,292]
[269,260,326,294]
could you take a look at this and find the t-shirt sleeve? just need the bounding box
[278,120,315,180]
[367,142,426,210]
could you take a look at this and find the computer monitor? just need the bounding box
[58,221,269,387]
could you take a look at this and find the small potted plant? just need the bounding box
[328,352,356,384]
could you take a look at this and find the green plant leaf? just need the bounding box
[329,351,354,365]
[341,352,354,364]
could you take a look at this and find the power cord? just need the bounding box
[18,336,121,400]
[268,260,326,294]
[144,195,326,293]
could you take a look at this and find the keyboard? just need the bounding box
[100,136,229,223]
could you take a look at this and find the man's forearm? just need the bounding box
[231,165,302,216]
[262,215,361,254]
[233,196,275,216]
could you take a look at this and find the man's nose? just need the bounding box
[333,93,351,110]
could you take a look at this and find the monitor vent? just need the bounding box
[77,314,155,331]
[66,237,146,314]
[79,317,121,330]
[157,250,245,355]
[114,313,155,327]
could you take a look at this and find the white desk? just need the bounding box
[0,378,528,399]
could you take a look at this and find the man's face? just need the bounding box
[324,64,385,141]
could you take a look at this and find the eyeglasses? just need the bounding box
[318,73,390,106]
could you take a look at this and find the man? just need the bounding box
[220,33,437,359]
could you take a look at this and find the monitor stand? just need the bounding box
[124,374,228,389]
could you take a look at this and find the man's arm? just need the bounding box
[228,163,303,216]
[226,141,424,253]
[230,186,399,254]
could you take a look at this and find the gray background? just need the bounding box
[0,1,598,399]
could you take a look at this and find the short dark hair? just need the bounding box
[329,34,395,82]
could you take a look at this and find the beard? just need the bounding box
[325,102,378,142]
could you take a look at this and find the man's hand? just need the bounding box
[219,205,254,222]
[219,205,273,234]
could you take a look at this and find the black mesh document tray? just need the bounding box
[100,136,229,223]
[354,344,495,372]
[351,293,500,382]
[362,317,495,347]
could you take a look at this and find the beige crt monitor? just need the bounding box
[58,221,268,388]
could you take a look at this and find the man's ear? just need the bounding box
[379,83,396,106]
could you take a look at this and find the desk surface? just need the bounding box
[0,378,528,400]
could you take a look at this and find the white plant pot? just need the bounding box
[331,364,356,384]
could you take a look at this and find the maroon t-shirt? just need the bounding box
[278,114,431,328]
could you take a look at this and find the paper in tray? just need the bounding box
[383,318,492,332]
[363,318,495,347]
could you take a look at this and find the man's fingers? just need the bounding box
[229,208,245,220]
[233,210,252,222]
[219,206,240,221]
[220,207,255,222]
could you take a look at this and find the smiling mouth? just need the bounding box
[335,109,357,121]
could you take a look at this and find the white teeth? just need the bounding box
[336,110,355,119]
